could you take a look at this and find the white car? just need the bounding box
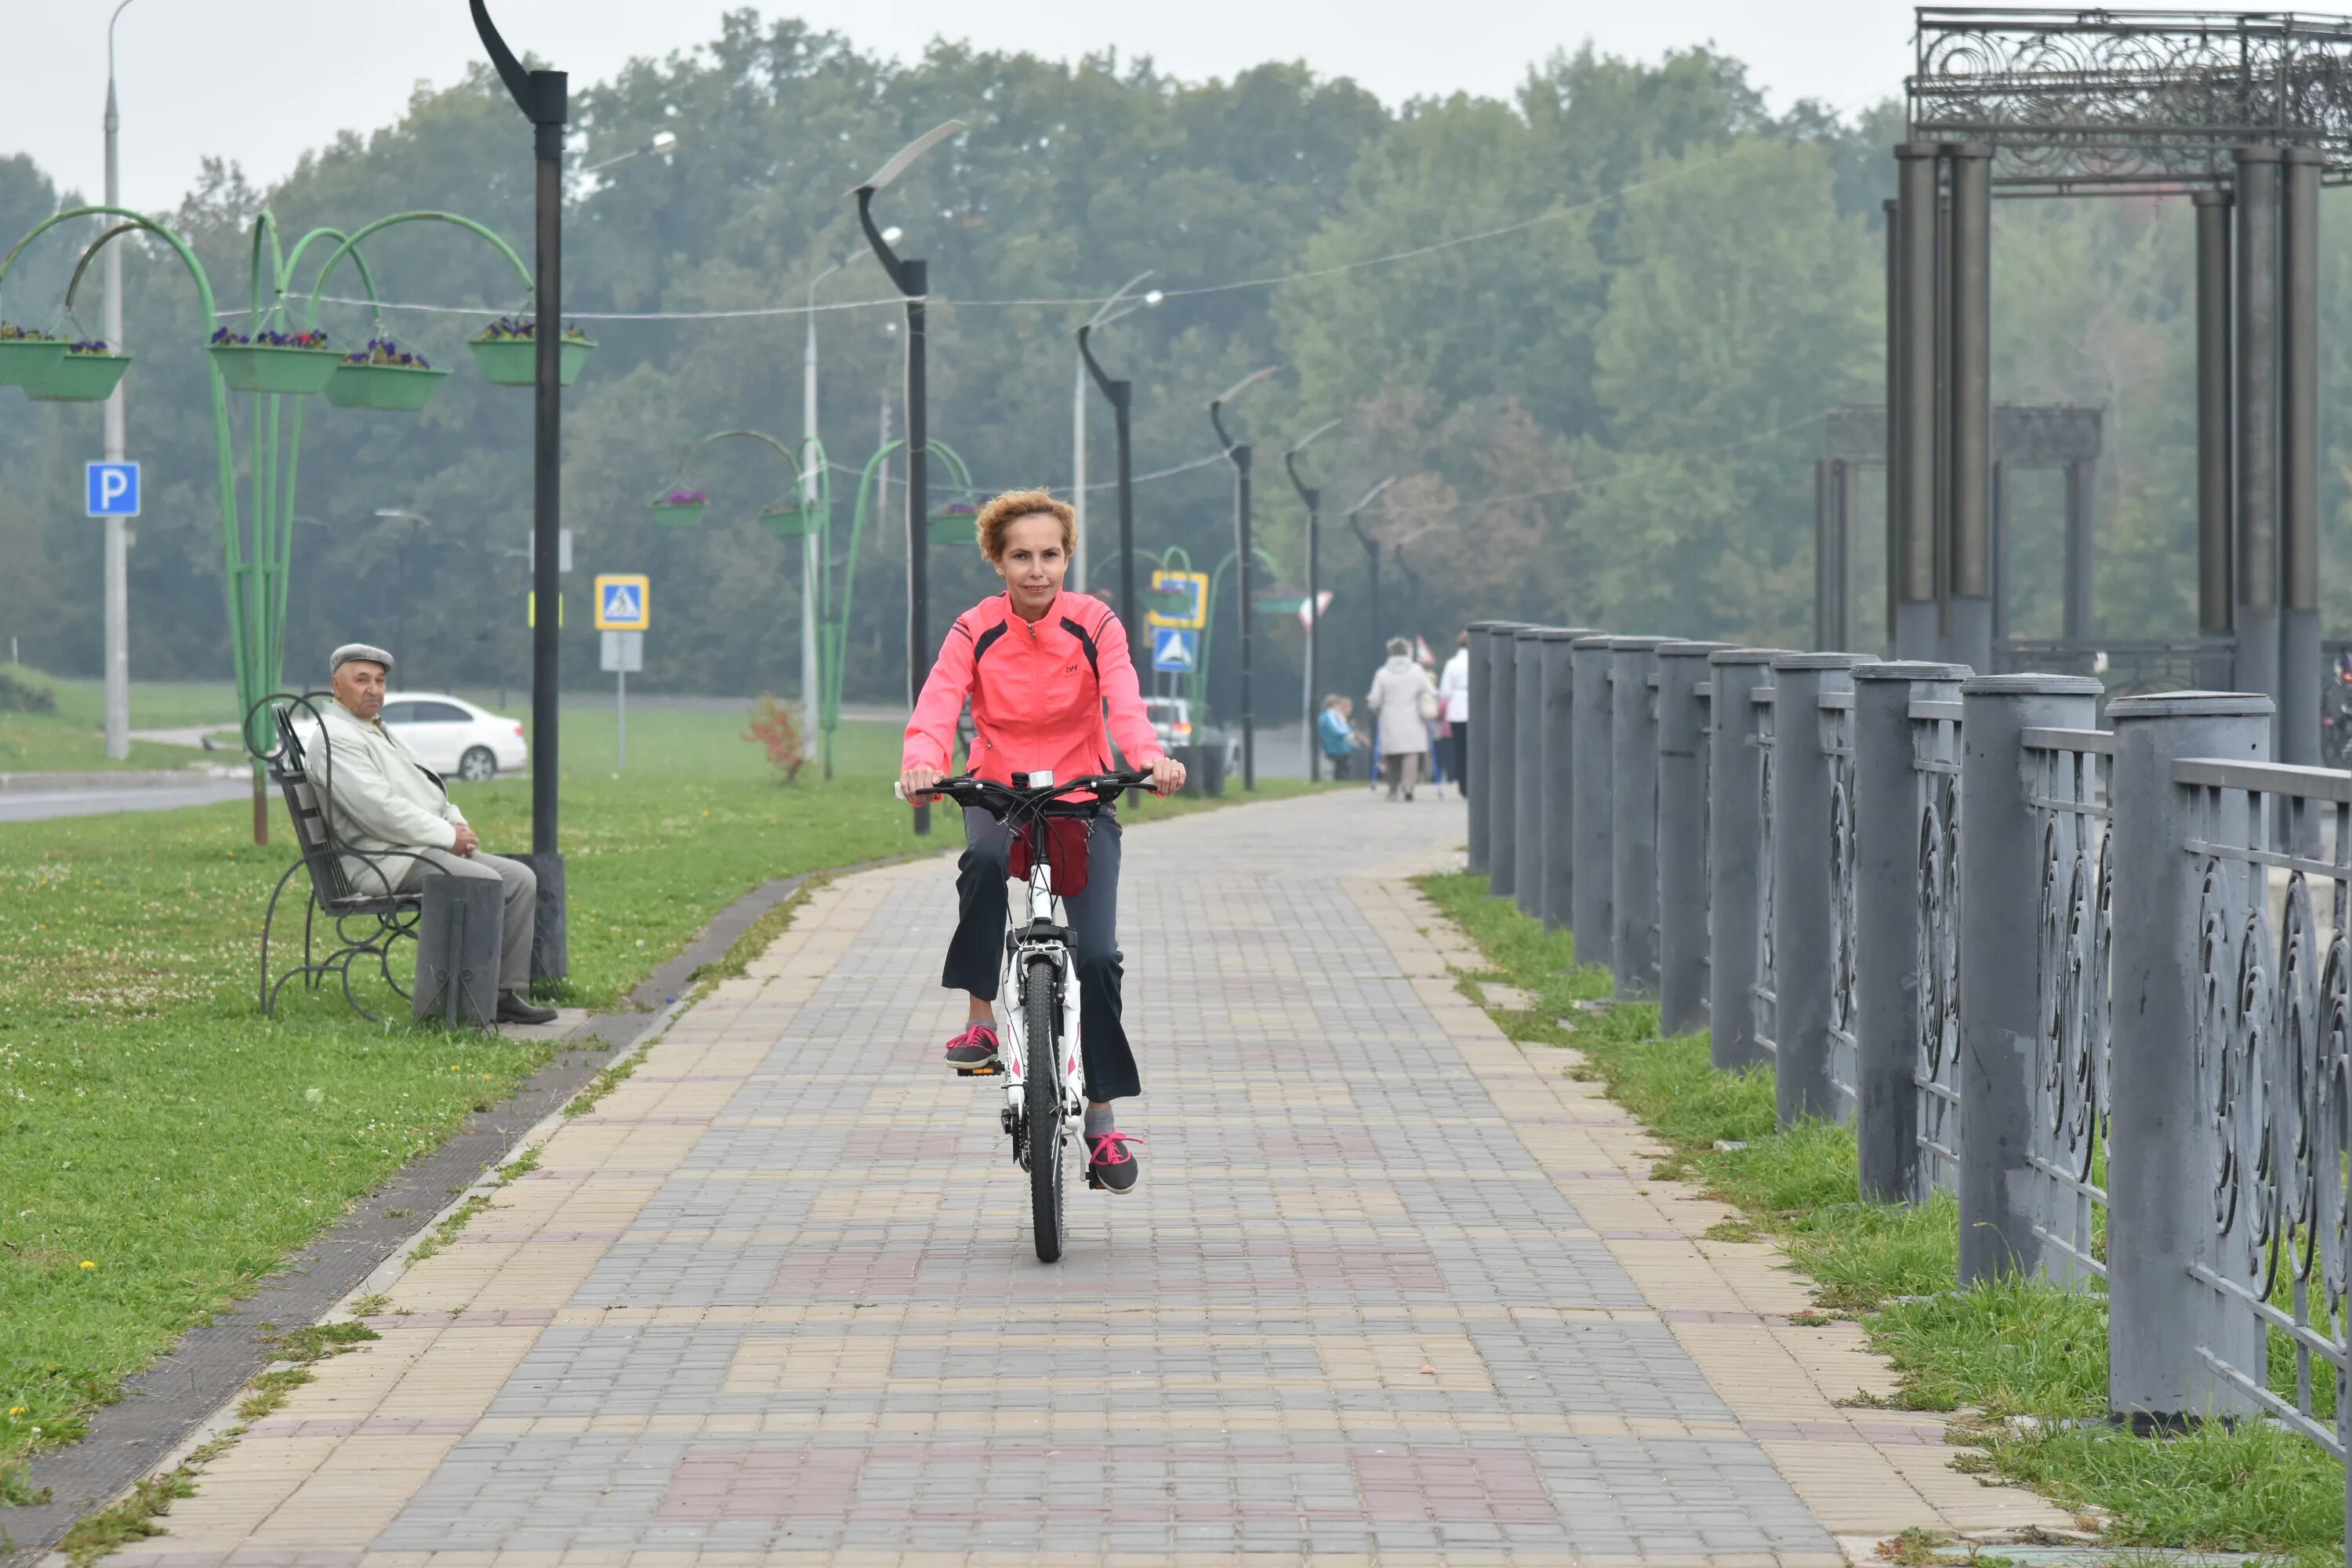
[377,692,528,782]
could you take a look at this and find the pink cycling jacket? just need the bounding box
[903,590,1163,786]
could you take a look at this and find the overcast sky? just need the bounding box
[5,2,1916,213]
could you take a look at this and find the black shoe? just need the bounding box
[1086,1130,1142,1193]
[497,992,557,1025]
[944,1022,1001,1074]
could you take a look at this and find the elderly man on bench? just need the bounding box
[313,644,556,1026]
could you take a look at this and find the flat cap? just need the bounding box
[330,643,394,675]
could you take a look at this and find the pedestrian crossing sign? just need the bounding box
[595,574,650,630]
[1151,627,1196,673]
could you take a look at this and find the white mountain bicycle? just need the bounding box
[898,768,1153,1262]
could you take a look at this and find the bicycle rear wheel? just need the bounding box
[1024,955,1066,1263]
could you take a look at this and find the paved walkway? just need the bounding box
[109,792,2068,1566]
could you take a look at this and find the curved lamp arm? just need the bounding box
[470,0,565,129]
[1283,419,1341,507]
[1207,365,1277,456]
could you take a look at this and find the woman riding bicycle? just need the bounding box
[899,488,1185,1193]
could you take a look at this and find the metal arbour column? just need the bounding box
[1538,630,1592,932]
[1569,636,1617,969]
[1705,650,1786,1071]
[1955,672,2102,1283]
[2195,190,2235,690]
[2104,691,2270,1425]
[2234,144,2283,735]
[1513,628,1547,920]
[1850,661,1967,1203]
[2281,146,2321,768]
[1815,460,1851,651]
[1610,637,1673,998]
[1884,198,1902,651]
[1945,143,1994,675]
[1656,642,1726,1035]
[1465,619,1501,873]
[1767,653,1875,1126]
[1893,144,1942,661]
[1485,622,1526,898]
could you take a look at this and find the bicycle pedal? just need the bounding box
[956,1063,1002,1077]
[1084,1166,1105,1190]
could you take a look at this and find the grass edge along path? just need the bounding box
[1416,869,2344,1567]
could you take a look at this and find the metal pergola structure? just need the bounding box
[1895,7,2352,762]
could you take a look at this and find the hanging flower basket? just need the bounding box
[469,318,595,387]
[325,338,449,412]
[27,340,132,402]
[648,488,708,528]
[209,328,339,395]
[760,503,817,540]
[926,501,980,546]
[0,325,67,390]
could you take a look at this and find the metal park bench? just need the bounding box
[252,693,425,1022]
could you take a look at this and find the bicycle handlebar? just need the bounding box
[893,768,1158,815]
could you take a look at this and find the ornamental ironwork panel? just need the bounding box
[2178,762,2352,1459]
[1826,693,1861,1118]
[2024,726,2114,1286]
[1914,8,2352,187]
[1912,697,1966,1202]
[1754,684,1780,1061]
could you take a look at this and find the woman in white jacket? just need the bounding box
[1436,630,1471,798]
[1365,637,1439,800]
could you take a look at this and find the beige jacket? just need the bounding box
[308,698,468,894]
[1366,655,1437,756]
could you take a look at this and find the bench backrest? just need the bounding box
[270,706,363,907]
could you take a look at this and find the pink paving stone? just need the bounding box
[655,1448,869,1523]
[1353,1450,1560,1526]
[769,1245,926,1299]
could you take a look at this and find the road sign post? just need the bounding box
[594,580,649,771]
[600,630,643,771]
[85,460,140,517]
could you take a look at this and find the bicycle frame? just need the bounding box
[999,816,1086,1159]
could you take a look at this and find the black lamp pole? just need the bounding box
[1346,474,1398,688]
[1076,325,1138,664]
[470,0,569,981]
[1283,419,1340,783]
[854,120,964,837]
[1210,368,1276,791]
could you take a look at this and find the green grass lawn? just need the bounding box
[0,697,1315,1480]
[1419,871,2346,1566]
[0,666,243,773]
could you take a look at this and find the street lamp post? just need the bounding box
[1283,420,1340,782]
[373,508,433,680]
[1077,275,1161,663]
[804,232,895,752]
[853,120,964,837]
[581,129,679,176]
[1209,367,1277,790]
[100,0,142,762]
[470,0,571,980]
[1345,475,1399,681]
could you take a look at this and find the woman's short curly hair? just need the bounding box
[974,488,1075,561]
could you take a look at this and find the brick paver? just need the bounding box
[108,791,2071,1566]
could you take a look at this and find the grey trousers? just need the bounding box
[398,848,538,989]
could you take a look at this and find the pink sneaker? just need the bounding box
[943,1022,1000,1074]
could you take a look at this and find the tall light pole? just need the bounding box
[1284,419,1340,782]
[1345,475,1399,682]
[1073,274,1160,597]
[1209,366,1277,790]
[854,120,964,837]
[803,230,895,746]
[372,509,434,684]
[100,0,141,760]
[1076,275,1161,662]
[471,0,571,981]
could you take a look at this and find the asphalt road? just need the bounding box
[0,779,252,823]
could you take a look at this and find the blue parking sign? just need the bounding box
[85,461,140,518]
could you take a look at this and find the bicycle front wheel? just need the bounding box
[1024,955,1066,1263]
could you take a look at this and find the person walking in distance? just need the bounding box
[1437,630,1472,799]
[1365,636,1439,801]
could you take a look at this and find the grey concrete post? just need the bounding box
[1610,637,1673,998]
[2106,691,2270,1425]
[1539,630,1597,931]
[1657,641,1727,1035]
[1569,635,1617,968]
[1484,623,1526,898]
[1955,673,2103,1282]
[1769,654,1877,1127]
[1514,628,1548,920]
[1705,651,1789,1071]
[1850,662,1968,1202]
[415,873,503,1028]
[1465,619,1501,873]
